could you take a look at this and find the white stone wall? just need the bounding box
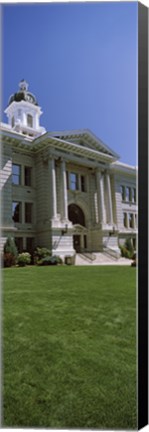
[1,142,13,230]
[114,174,137,226]
[35,153,52,247]
[114,173,137,249]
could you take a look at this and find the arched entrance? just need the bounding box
[68,204,87,252]
[68,204,86,227]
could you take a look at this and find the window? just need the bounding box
[132,188,136,203]
[135,214,138,228]
[12,164,21,185]
[129,187,132,201]
[24,167,32,186]
[123,212,127,228]
[67,172,86,192]
[66,171,69,189]
[14,237,23,253]
[121,185,125,201]
[129,213,134,228]
[25,203,33,223]
[12,116,15,128]
[26,237,34,253]
[70,173,79,191]
[27,114,33,128]
[84,235,87,249]
[126,186,131,202]
[12,202,21,223]
[81,175,86,192]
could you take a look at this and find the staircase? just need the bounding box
[75,252,131,266]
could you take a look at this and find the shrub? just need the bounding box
[52,255,63,265]
[17,252,31,267]
[3,237,18,267]
[34,247,51,264]
[37,256,52,266]
[120,245,130,259]
[119,239,134,260]
[125,238,134,258]
[3,252,16,268]
[4,236,18,257]
[37,255,63,266]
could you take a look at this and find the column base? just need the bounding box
[99,223,118,233]
[51,217,73,229]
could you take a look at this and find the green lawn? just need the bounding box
[3,266,136,429]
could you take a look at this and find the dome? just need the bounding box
[8,80,38,106]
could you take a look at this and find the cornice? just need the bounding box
[0,126,136,177]
[111,161,137,176]
[4,100,42,114]
[31,134,116,164]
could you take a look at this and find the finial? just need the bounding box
[19,79,29,92]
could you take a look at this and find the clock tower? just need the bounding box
[4,79,46,138]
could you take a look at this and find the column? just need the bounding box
[96,170,106,224]
[48,157,57,219]
[106,173,113,225]
[126,212,129,229]
[60,159,68,220]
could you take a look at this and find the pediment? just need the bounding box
[48,129,119,161]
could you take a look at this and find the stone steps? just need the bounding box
[75,252,131,266]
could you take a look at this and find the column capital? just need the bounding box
[59,156,68,164]
[96,168,102,176]
[49,154,57,161]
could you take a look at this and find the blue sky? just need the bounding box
[2,2,138,165]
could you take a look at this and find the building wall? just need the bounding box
[1,137,137,256]
[35,153,52,248]
[114,173,137,246]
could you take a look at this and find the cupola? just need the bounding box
[4,80,46,138]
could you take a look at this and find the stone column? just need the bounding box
[48,157,57,219]
[96,170,106,224]
[106,173,113,225]
[126,212,129,228]
[60,159,68,220]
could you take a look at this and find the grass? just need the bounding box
[3,266,136,429]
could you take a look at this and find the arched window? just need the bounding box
[11,116,15,128]
[27,114,33,128]
[68,204,86,227]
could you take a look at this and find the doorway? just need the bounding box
[73,235,81,252]
[68,204,85,227]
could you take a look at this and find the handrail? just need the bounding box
[78,252,96,262]
[103,246,120,260]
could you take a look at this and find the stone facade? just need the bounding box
[0,81,137,259]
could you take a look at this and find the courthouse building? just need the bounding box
[0,80,137,260]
